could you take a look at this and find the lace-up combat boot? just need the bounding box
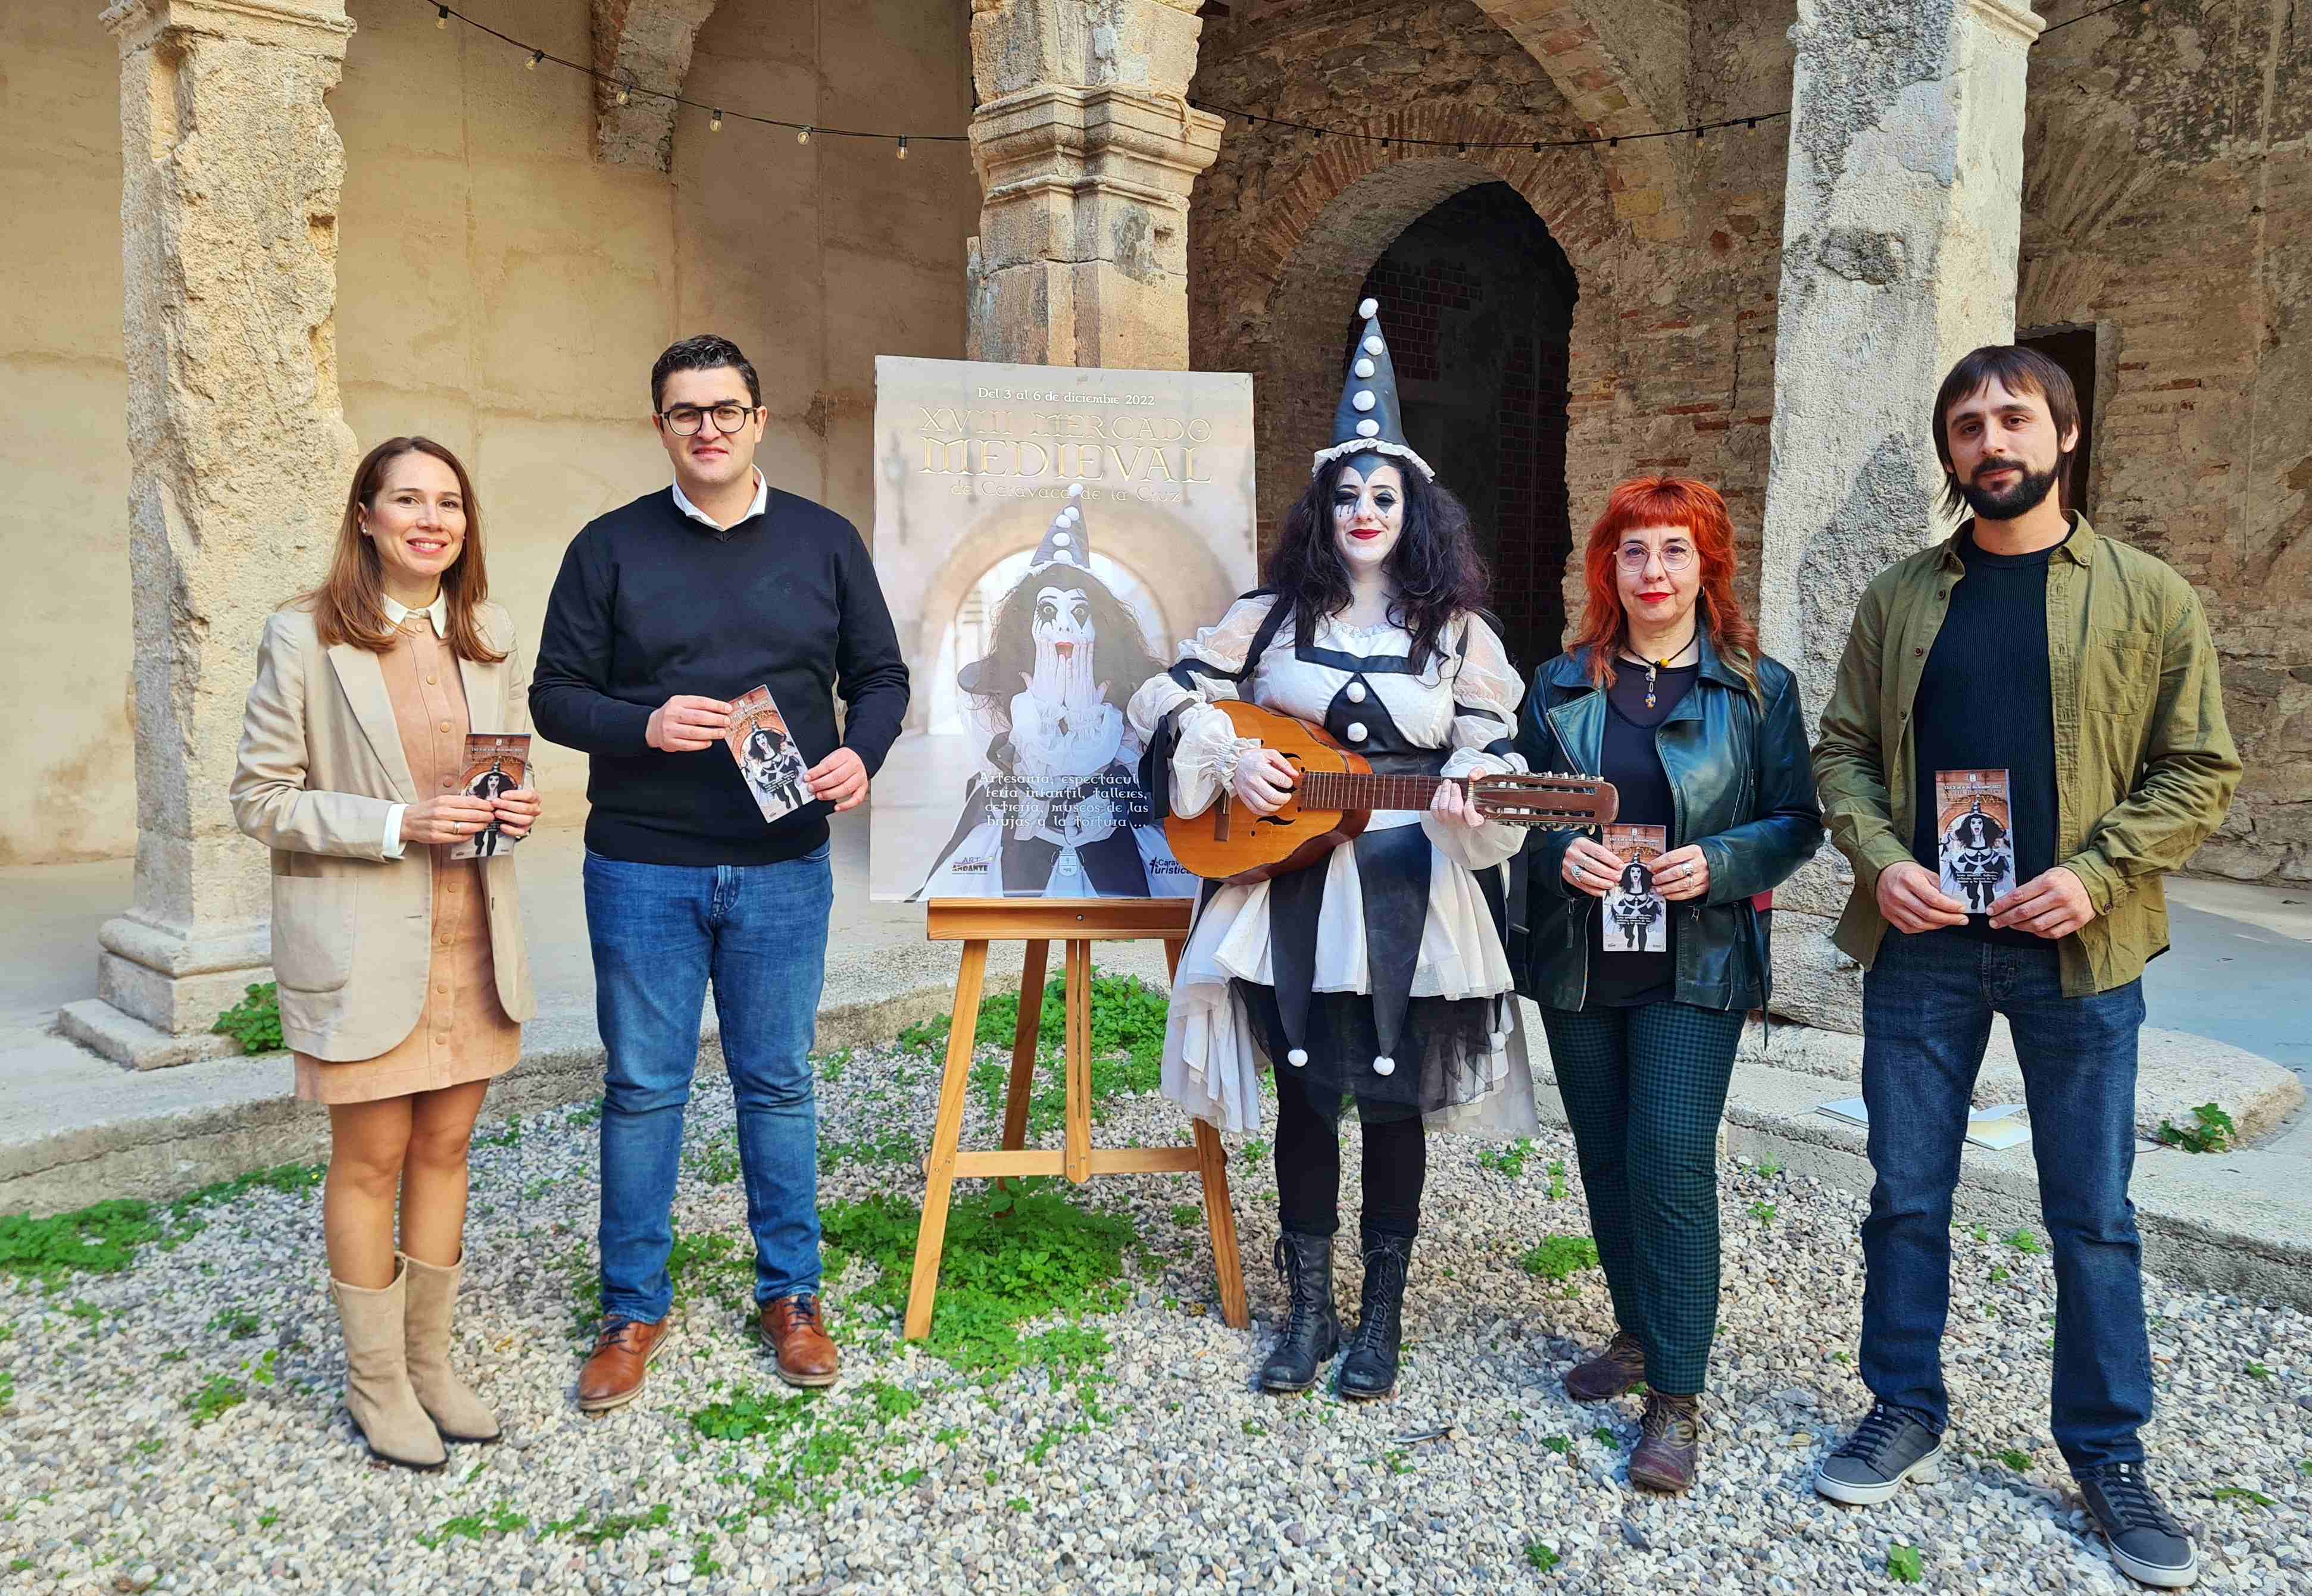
[1258,1232,1342,1394]
[1338,1233,1413,1401]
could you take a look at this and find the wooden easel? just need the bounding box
[902,897,1250,1340]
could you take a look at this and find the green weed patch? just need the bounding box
[820,1183,1136,1381]
[1477,1139,1535,1179]
[211,982,283,1054]
[1518,1235,1601,1284]
[2157,1102,2237,1154]
[898,969,1170,1140]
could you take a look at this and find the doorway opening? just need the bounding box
[1351,182,1578,671]
[2020,323,2099,518]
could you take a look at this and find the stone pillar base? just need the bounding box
[58,915,273,1070]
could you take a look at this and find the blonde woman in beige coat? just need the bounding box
[231,437,540,1470]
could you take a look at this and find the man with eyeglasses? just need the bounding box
[532,334,908,1409]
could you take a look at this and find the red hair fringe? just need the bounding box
[1566,477,1760,697]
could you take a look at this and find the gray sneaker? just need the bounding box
[1814,1401,1944,1505]
[2079,1462,2198,1589]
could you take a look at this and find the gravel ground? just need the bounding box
[2,1032,2307,1596]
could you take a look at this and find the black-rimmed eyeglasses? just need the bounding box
[657,403,759,437]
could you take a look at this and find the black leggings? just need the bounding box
[1272,1072,1426,1241]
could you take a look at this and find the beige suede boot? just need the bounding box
[331,1264,446,1470]
[401,1253,501,1444]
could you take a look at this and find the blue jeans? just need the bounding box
[585,844,833,1323]
[1859,928,2152,1474]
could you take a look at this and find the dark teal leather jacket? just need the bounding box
[1511,633,1823,1013]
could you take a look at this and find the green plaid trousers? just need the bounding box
[1536,1001,1745,1395]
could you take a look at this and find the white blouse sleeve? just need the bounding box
[1126,594,1279,819]
[1425,614,1530,872]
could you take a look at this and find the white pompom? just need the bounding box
[1068,482,1084,498]
[1372,1054,1395,1076]
[1354,358,1376,378]
[1363,335,1385,355]
[1052,531,1071,547]
[1287,1048,1308,1068]
[1352,390,1376,412]
[1355,419,1380,437]
[1358,297,1379,319]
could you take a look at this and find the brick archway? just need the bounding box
[1207,111,1620,596]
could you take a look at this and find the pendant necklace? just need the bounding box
[1626,631,1699,711]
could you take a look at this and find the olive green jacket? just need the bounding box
[1811,514,2241,996]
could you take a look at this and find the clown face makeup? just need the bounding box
[1034,585,1095,665]
[1332,459,1405,577]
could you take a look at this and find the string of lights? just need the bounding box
[423,0,2149,159]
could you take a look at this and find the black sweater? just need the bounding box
[1907,523,2061,947]
[530,487,909,866]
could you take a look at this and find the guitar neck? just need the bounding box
[1296,770,1469,812]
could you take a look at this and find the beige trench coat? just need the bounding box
[230,602,538,1061]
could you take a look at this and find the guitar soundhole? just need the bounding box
[1254,815,1293,829]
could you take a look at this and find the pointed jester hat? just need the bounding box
[1312,296,1434,482]
[1028,483,1095,575]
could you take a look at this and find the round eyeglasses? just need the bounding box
[657,402,758,437]
[1617,542,1696,574]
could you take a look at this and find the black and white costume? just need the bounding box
[1124,302,1536,1141]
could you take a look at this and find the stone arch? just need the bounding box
[1216,110,1619,553]
[591,0,724,171]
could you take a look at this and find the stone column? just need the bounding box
[60,0,361,1068]
[1753,0,2044,1032]
[966,0,1224,370]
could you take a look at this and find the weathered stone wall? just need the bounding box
[0,0,977,865]
[2017,2,2311,881]
[1190,0,2309,882]
[0,1,135,865]
[1186,0,1791,630]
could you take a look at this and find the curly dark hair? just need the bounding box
[1267,452,1489,672]
[960,567,1165,740]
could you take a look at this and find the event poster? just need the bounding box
[868,356,1257,902]
[1936,768,2015,913]
[448,734,530,860]
[727,685,812,824]
[1601,823,1668,954]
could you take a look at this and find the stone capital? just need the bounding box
[971,0,1206,104]
[971,85,1224,215]
[1957,0,2047,47]
[102,0,352,55]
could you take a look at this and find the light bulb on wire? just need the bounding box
[798,126,813,145]
[526,49,542,70]
[711,109,724,132]
[896,136,908,160]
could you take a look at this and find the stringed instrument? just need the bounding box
[1164,701,1619,885]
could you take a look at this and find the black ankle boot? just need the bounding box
[1258,1231,1343,1393]
[1338,1232,1413,1401]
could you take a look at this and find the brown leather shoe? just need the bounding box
[758,1294,839,1388]
[1629,1390,1702,1494]
[576,1316,674,1413]
[1564,1330,1648,1403]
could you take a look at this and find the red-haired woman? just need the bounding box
[1512,477,1821,1492]
[232,437,539,1470]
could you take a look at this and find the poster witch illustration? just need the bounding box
[910,486,1192,900]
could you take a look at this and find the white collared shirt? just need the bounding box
[382,589,449,637]
[671,468,768,532]
[379,589,449,858]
